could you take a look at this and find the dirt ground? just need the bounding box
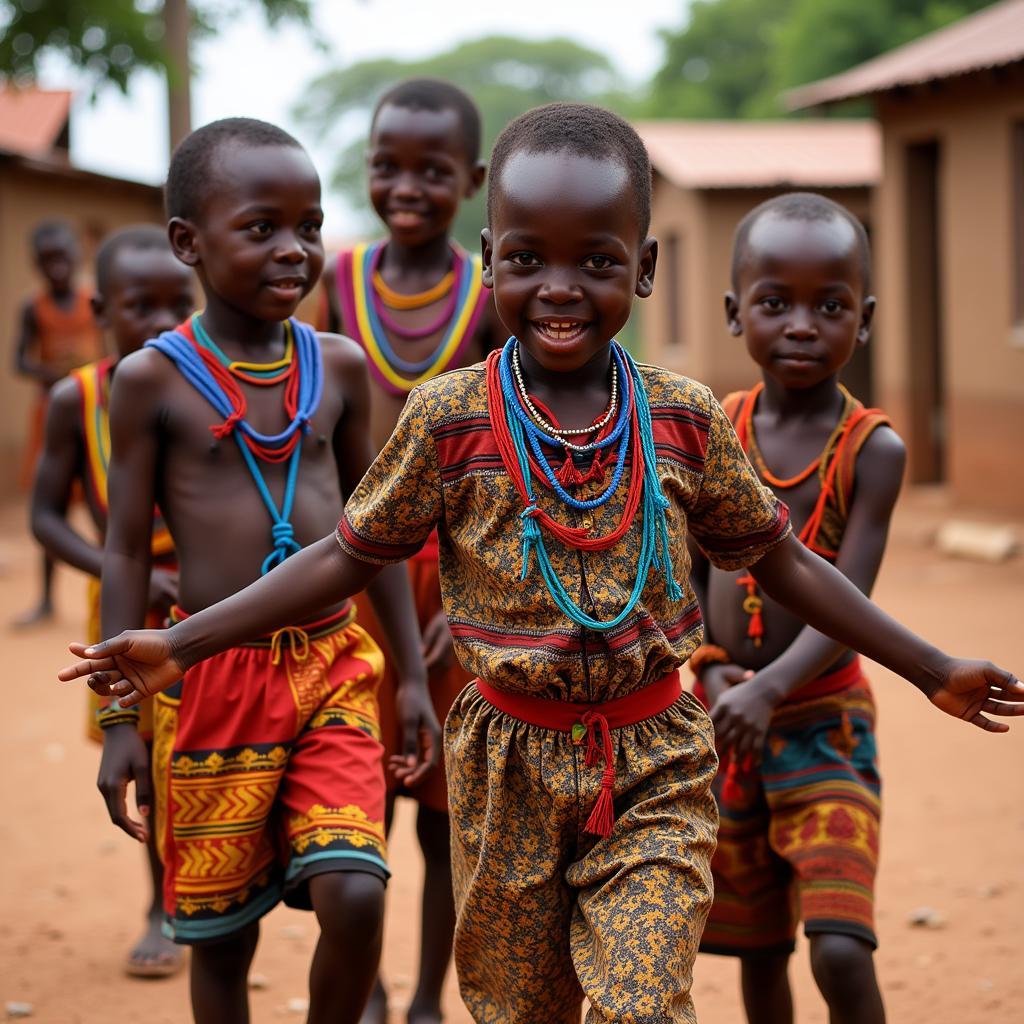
[0,490,1020,1024]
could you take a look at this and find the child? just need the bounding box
[14,221,106,626]
[64,105,1023,1024]
[31,223,194,977]
[688,192,907,1023]
[71,119,438,1024]
[320,76,496,1024]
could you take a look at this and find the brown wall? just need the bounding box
[873,70,1024,514]
[641,180,872,400]
[0,164,164,490]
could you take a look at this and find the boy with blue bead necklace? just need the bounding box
[78,117,439,1024]
[64,104,1023,1024]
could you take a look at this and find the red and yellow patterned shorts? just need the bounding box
[153,604,387,944]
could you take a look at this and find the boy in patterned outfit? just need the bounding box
[67,106,1024,1024]
[690,193,905,1024]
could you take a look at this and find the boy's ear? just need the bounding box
[481,228,494,289]
[635,237,658,299]
[857,295,876,345]
[465,161,487,198]
[724,292,743,336]
[168,217,200,268]
[90,292,109,328]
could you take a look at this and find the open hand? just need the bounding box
[387,678,441,788]
[59,629,183,707]
[711,678,778,763]
[421,608,455,672]
[927,659,1024,732]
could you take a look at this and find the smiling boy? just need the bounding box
[321,78,497,1024]
[85,118,437,1024]
[64,106,1023,1024]
[690,193,905,1024]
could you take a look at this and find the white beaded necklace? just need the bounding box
[511,344,618,453]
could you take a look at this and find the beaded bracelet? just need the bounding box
[96,699,141,730]
[687,644,731,680]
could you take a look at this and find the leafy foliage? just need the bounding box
[295,34,628,245]
[646,0,997,118]
[0,1,312,94]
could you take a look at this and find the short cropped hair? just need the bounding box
[31,220,75,254]
[487,103,652,238]
[731,192,872,291]
[95,224,171,295]
[371,77,482,165]
[165,117,303,221]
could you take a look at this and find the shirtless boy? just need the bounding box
[88,119,437,1024]
[31,224,193,978]
[690,192,913,1023]
[322,77,497,1024]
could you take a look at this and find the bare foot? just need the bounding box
[12,600,53,629]
[359,979,388,1024]
[124,911,184,979]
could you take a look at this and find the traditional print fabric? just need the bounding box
[338,362,791,701]
[697,660,881,953]
[446,684,719,1023]
[152,607,387,944]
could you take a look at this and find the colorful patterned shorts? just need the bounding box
[153,604,387,944]
[697,658,881,954]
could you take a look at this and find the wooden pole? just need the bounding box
[163,0,192,152]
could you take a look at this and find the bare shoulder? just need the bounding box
[317,330,368,383]
[856,423,906,483]
[45,376,84,431]
[110,347,177,411]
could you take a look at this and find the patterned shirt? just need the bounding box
[338,362,790,701]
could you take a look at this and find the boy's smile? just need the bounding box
[727,214,874,389]
[483,150,656,373]
[368,103,483,249]
[171,143,324,330]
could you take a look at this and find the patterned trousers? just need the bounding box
[445,686,719,1023]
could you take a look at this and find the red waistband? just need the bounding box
[170,600,355,647]
[694,655,863,707]
[475,670,682,731]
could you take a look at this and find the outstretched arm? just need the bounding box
[713,430,905,758]
[31,378,104,577]
[750,532,1024,731]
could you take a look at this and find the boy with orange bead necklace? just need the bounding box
[321,77,498,1024]
[690,192,907,1024]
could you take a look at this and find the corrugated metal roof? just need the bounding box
[786,0,1024,109]
[0,86,72,155]
[636,120,880,190]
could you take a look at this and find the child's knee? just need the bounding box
[809,932,875,997]
[309,870,385,939]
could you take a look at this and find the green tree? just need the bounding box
[295,35,627,248]
[0,0,314,147]
[647,0,996,118]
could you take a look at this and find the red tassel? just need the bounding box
[736,574,765,648]
[556,456,585,486]
[585,767,616,838]
[721,759,744,804]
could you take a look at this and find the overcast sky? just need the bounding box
[39,0,685,236]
